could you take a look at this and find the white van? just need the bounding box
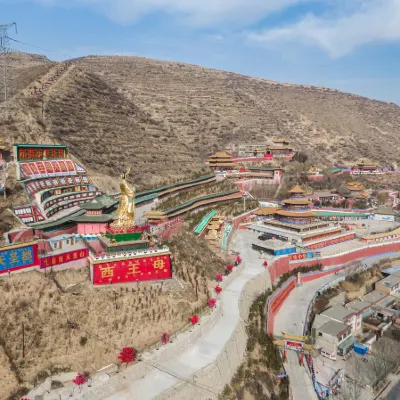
[321,348,336,360]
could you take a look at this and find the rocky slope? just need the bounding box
[0,53,400,205]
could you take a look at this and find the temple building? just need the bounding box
[11,144,102,224]
[307,166,324,182]
[249,184,357,250]
[72,195,117,234]
[206,152,238,171]
[236,142,294,160]
[346,181,369,200]
[350,161,380,175]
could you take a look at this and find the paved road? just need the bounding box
[29,230,269,400]
[285,351,318,400]
[273,251,400,400]
[273,274,340,337]
[104,231,268,399]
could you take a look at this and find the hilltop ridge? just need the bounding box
[0,53,399,194]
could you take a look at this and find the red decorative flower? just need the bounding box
[118,347,136,364]
[227,265,234,271]
[161,332,170,344]
[216,273,223,282]
[214,285,223,294]
[263,260,268,267]
[20,398,31,400]
[72,373,87,386]
[208,298,217,308]
[236,256,242,264]
[189,314,199,325]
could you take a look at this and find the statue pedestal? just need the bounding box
[106,225,137,235]
[100,224,152,254]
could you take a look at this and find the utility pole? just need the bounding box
[22,322,25,359]
[0,22,17,120]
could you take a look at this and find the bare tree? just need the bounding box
[342,357,368,400]
[370,337,400,382]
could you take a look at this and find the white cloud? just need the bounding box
[31,0,317,26]
[248,0,400,58]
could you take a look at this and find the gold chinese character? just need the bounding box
[44,258,50,267]
[0,254,5,267]
[79,251,85,258]
[9,251,20,265]
[21,249,33,263]
[51,257,57,265]
[73,252,78,259]
[99,264,115,279]
[127,261,140,275]
[58,256,64,263]
[66,253,71,261]
[153,259,165,270]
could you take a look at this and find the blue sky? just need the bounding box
[3,0,400,104]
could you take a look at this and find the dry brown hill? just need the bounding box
[1,53,400,197]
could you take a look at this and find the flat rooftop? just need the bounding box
[361,290,388,305]
[252,238,294,250]
[321,304,354,322]
[318,320,350,337]
[264,219,330,232]
[376,274,400,289]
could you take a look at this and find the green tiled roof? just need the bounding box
[165,190,241,215]
[136,174,216,198]
[247,167,276,171]
[331,168,342,173]
[316,211,369,218]
[194,210,217,234]
[13,144,67,149]
[72,214,113,223]
[135,193,158,204]
[29,209,85,229]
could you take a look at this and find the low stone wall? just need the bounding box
[155,264,271,399]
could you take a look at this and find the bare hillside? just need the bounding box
[74,55,400,165]
[1,53,400,197]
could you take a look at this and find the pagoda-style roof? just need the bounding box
[207,151,233,159]
[253,207,280,216]
[275,210,316,218]
[208,162,239,167]
[288,185,304,194]
[282,199,310,206]
[354,191,369,200]
[273,138,290,144]
[346,182,365,191]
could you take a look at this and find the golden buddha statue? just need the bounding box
[111,167,136,228]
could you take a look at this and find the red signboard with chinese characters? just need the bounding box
[289,253,307,261]
[16,145,67,162]
[92,253,172,285]
[40,248,89,268]
[285,340,304,351]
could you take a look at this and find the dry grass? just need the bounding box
[0,229,231,399]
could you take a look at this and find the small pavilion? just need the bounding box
[206,151,238,171]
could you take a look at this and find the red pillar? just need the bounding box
[283,349,287,363]
[299,352,304,366]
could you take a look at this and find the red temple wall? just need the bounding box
[266,241,400,334]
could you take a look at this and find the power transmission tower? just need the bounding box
[0,22,17,120]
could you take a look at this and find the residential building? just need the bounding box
[375,275,400,297]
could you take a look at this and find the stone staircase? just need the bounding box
[26,62,74,97]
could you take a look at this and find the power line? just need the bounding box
[8,36,53,53]
[0,22,17,119]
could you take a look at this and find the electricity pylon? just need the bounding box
[0,22,17,119]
